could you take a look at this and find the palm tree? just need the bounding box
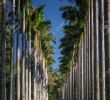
[30,7,42,100]
[90,0,95,99]
[16,0,21,99]
[1,0,6,100]
[26,0,31,100]
[10,0,15,100]
[99,0,106,100]
[94,0,100,100]
[21,0,26,100]
[25,1,31,100]
[104,0,110,99]
[88,1,91,99]
[0,1,2,99]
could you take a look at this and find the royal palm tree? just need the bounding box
[0,1,2,98]
[21,0,26,100]
[1,0,6,100]
[94,0,100,100]
[90,0,95,99]
[26,0,31,100]
[104,0,110,99]
[99,0,106,100]
[10,0,16,100]
[16,0,21,99]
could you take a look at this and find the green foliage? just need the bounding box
[58,0,88,77]
[38,21,56,67]
[48,69,65,100]
[59,5,81,75]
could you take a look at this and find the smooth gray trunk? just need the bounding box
[99,0,106,100]
[22,4,26,100]
[28,39,31,100]
[25,36,28,100]
[33,49,37,100]
[16,0,20,100]
[91,0,95,99]
[16,31,20,100]
[94,0,100,100]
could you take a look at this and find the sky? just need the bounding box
[32,0,72,69]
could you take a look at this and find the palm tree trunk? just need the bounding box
[16,31,20,100]
[33,49,37,100]
[73,67,75,100]
[27,1,31,99]
[84,33,87,100]
[25,5,29,100]
[99,0,106,100]
[86,24,89,100]
[16,0,20,100]
[10,0,15,99]
[83,29,86,100]
[90,0,93,99]
[94,0,100,100]
[78,49,81,100]
[104,0,110,99]
[81,41,84,100]
[22,1,26,100]
[88,1,91,99]
[1,0,6,100]
[90,0,95,99]
[25,35,28,100]
[28,38,31,100]
[10,33,14,100]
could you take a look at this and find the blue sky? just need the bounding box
[32,0,72,69]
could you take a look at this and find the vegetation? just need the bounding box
[0,0,55,100]
[49,0,110,100]
[1,0,110,100]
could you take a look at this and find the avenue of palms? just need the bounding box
[0,0,110,100]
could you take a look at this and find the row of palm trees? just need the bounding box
[0,0,55,100]
[60,0,110,100]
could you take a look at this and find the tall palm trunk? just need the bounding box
[25,2,32,98]
[25,34,28,100]
[25,5,29,100]
[33,49,37,100]
[28,19,31,100]
[84,28,87,100]
[69,68,72,100]
[22,1,26,100]
[83,35,86,100]
[72,67,75,100]
[90,0,95,99]
[90,0,94,99]
[28,36,31,100]
[10,0,15,100]
[78,48,81,100]
[105,0,110,99]
[16,31,20,100]
[94,0,100,100]
[86,23,89,100]
[99,0,106,100]
[81,41,84,100]
[16,0,20,100]
[1,0,6,100]
[88,1,91,99]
